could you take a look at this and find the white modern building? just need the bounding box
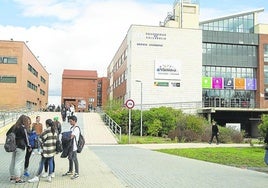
[107,0,202,113]
[107,0,268,137]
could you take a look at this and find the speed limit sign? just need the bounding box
[125,99,135,109]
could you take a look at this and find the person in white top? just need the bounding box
[70,104,75,116]
[62,115,80,179]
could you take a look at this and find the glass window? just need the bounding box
[264,44,268,62]
[0,56,17,64]
[264,65,268,84]
[0,76,16,83]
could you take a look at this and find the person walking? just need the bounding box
[62,115,80,179]
[209,121,219,144]
[28,119,57,183]
[7,114,31,184]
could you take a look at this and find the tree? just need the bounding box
[258,114,268,137]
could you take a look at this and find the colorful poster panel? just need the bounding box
[224,78,234,89]
[235,78,245,90]
[246,78,257,90]
[202,77,211,88]
[212,77,223,89]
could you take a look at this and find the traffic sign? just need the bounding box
[125,99,135,109]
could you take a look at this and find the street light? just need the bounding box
[135,80,143,136]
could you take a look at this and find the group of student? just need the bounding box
[6,114,80,184]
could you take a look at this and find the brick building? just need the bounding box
[61,69,107,112]
[0,40,49,110]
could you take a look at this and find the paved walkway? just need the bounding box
[0,112,267,188]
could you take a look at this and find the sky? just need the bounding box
[0,0,268,97]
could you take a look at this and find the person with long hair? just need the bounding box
[28,119,57,183]
[23,116,34,177]
[7,114,31,184]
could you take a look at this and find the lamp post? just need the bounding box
[135,80,143,136]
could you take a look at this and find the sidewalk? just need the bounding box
[0,112,124,188]
[0,112,267,188]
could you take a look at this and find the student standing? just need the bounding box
[41,116,62,178]
[7,115,31,184]
[24,116,35,177]
[28,119,57,183]
[62,115,80,179]
[32,115,43,154]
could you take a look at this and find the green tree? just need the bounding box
[147,119,162,136]
[258,114,268,137]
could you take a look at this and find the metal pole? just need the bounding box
[128,109,131,144]
[136,80,143,137]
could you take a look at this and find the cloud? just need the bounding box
[14,0,81,20]
[1,0,170,95]
[1,0,267,96]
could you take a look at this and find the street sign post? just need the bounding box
[125,99,135,144]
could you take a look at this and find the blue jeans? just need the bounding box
[264,149,268,165]
[37,157,54,176]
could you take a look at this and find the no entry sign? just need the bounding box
[125,99,135,109]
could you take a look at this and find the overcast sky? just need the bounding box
[0,0,268,96]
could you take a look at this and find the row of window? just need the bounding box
[0,76,16,83]
[41,76,46,84]
[202,89,255,108]
[27,80,37,91]
[112,49,127,73]
[264,44,268,62]
[203,66,256,78]
[203,43,257,67]
[112,71,127,90]
[28,64,38,77]
[200,13,254,33]
[203,43,256,57]
[0,56,17,64]
[40,89,45,96]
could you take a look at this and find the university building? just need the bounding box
[107,0,268,137]
[0,40,49,110]
[61,69,108,112]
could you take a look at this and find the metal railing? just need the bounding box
[0,107,34,128]
[102,113,121,142]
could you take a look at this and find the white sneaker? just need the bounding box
[51,173,55,178]
[28,176,39,183]
[41,172,48,178]
[47,175,52,182]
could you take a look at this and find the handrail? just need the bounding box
[0,107,34,128]
[102,113,121,141]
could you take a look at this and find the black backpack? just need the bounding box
[4,132,16,152]
[74,126,85,153]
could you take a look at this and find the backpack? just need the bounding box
[4,132,16,152]
[74,127,85,153]
[28,131,38,148]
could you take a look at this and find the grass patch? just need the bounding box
[118,134,176,144]
[156,147,267,168]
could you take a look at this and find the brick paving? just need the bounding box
[0,112,267,188]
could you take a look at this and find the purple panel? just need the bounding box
[212,77,223,89]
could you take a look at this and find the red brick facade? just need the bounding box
[258,34,268,108]
[61,69,107,111]
[0,40,49,110]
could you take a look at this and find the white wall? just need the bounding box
[126,25,202,110]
